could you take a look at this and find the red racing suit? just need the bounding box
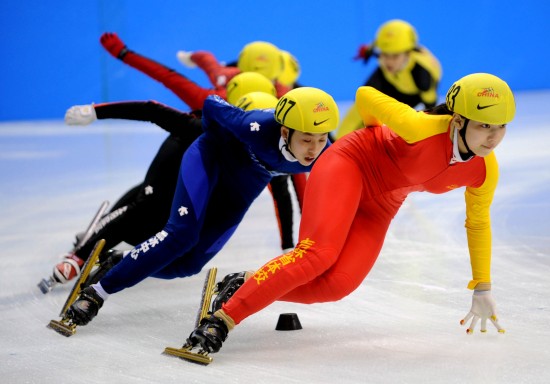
[223,86,498,325]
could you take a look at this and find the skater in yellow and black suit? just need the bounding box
[335,19,442,140]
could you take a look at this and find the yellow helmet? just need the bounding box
[235,91,278,111]
[277,50,301,87]
[237,41,284,81]
[274,87,339,133]
[445,73,516,125]
[375,19,417,54]
[226,72,277,106]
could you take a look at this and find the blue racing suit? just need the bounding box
[100,95,329,294]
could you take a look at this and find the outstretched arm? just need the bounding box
[100,32,223,110]
[66,101,203,138]
[355,86,448,143]
[460,152,505,334]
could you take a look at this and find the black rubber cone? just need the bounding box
[275,313,302,331]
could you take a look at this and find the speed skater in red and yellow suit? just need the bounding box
[191,73,516,353]
[227,86,499,314]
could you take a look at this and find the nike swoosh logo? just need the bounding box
[313,118,329,126]
[477,103,497,110]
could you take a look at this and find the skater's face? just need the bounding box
[282,127,328,166]
[379,52,409,74]
[453,114,507,158]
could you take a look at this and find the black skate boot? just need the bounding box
[82,249,124,288]
[187,314,229,353]
[211,271,249,312]
[66,286,104,326]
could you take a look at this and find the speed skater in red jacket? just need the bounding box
[185,73,516,355]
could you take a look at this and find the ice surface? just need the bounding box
[1,93,549,383]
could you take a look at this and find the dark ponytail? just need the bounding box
[423,103,452,116]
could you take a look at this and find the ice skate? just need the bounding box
[38,201,109,294]
[37,253,85,294]
[164,268,218,364]
[211,271,251,312]
[187,314,229,354]
[164,269,248,364]
[66,286,104,326]
[47,239,105,336]
[164,312,230,365]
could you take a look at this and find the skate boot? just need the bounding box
[66,286,104,326]
[83,249,124,288]
[187,314,229,353]
[52,253,85,284]
[211,271,251,312]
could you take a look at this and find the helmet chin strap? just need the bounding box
[458,118,475,160]
[279,133,298,162]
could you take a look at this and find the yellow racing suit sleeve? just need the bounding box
[465,152,498,290]
[355,86,449,143]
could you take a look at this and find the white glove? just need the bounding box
[176,50,196,68]
[461,290,505,334]
[65,105,97,126]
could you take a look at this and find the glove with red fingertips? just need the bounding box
[353,44,374,62]
[460,289,505,334]
[100,32,129,60]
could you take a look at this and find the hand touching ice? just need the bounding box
[461,290,505,334]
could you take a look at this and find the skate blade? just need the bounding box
[196,267,217,327]
[58,239,106,317]
[163,346,213,365]
[37,278,56,294]
[47,319,77,337]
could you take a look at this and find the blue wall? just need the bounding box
[1,0,548,121]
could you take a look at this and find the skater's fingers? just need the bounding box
[480,317,487,333]
[466,315,479,334]
[490,316,505,334]
[460,311,473,326]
